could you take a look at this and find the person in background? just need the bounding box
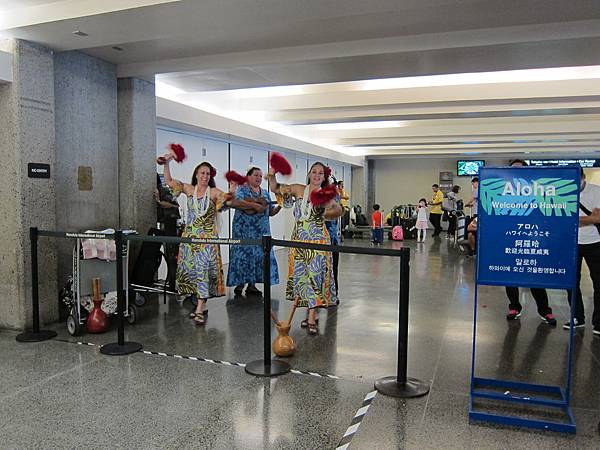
[155,174,181,291]
[416,198,429,243]
[565,168,600,334]
[371,204,384,245]
[466,216,477,256]
[325,177,341,297]
[446,185,461,239]
[465,177,479,217]
[429,184,444,237]
[338,180,350,210]
[503,160,556,326]
[227,166,281,297]
[338,180,350,240]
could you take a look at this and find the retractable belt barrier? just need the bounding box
[17,228,430,398]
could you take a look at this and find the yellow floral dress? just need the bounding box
[282,189,337,308]
[174,186,225,299]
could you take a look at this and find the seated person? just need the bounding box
[466,216,477,256]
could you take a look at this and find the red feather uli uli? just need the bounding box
[225,170,248,185]
[269,152,292,176]
[310,184,338,206]
[169,143,186,162]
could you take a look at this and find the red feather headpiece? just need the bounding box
[169,143,186,163]
[310,184,338,206]
[269,152,292,176]
[225,170,248,185]
[323,166,332,178]
[210,167,217,178]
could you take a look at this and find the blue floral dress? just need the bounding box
[227,185,279,286]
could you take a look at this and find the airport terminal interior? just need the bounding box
[1,1,600,449]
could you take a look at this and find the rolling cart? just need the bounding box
[64,232,138,336]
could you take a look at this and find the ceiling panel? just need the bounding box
[3,0,600,159]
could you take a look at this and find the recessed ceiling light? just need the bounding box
[112,46,124,51]
[315,121,407,130]
[72,30,88,37]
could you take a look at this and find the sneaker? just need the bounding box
[562,318,585,330]
[593,326,600,336]
[541,313,557,326]
[506,309,521,320]
[234,285,244,296]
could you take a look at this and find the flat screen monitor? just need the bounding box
[457,160,485,176]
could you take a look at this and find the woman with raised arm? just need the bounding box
[267,161,343,335]
[227,166,281,296]
[160,153,230,325]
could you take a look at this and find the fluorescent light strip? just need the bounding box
[202,65,600,100]
[315,121,407,130]
[355,66,600,91]
[156,81,355,156]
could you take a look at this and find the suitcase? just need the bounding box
[456,214,471,243]
[400,218,417,240]
[392,225,403,241]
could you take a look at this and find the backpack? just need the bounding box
[392,225,404,241]
[442,193,454,212]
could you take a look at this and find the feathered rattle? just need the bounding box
[225,170,248,185]
[310,184,338,206]
[269,152,292,176]
[156,143,186,165]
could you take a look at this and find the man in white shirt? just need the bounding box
[465,177,479,217]
[564,169,600,334]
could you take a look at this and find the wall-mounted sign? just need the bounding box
[525,159,600,168]
[27,163,50,178]
[78,166,93,191]
[439,171,454,193]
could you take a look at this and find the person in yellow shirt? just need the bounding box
[338,181,350,237]
[429,184,444,237]
[338,181,350,209]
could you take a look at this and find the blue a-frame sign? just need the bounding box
[470,166,581,433]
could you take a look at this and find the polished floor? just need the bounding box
[1,236,599,449]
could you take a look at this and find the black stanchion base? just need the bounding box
[375,376,430,398]
[100,341,142,356]
[245,359,291,377]
[16,330,57,342]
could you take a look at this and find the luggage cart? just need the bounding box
[128,227,179,307]
[65,233,138,336]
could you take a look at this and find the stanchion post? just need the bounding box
[245,235,290,377]
[100,230,142,355]
[16,227,57,342]
[374,251,429,398]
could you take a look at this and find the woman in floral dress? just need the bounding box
[161,155,229,325]
[267,162,343,335]
[227,166,281,296]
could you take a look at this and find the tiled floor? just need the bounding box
[1,236,599,449]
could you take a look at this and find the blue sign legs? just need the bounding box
[469,286,577,433]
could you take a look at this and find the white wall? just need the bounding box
[374,159,600,215]
[156,126,356,252]
[373,158,509,214]
[351,166,365,209]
